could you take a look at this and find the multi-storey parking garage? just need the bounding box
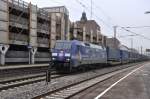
[0,0,71,65]
[0,0,51,65]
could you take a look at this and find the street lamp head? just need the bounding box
[145,11,150,14]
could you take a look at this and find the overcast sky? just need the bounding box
[24,0,150,51]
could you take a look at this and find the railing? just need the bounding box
[6,51,29,58]
[9,33,28,42]
[9,14,28,29]
[37,23,49,34]
[35,52,50,58]
[37,23,49,31]
[37,29,49,34]
[8,0,29,12]
[37,8,49,20]
[37,37,49,44]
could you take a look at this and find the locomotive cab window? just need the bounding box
[55,42,71,50]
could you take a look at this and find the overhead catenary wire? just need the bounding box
[82,0,116,26]
[49,0,81,13]
[48,0,115,34]
[75,0,113,27]
[49,0,150,42]
[120,27,150,41]
[118,34,137,38]
[122,26,150,29]
[75,0,114,33]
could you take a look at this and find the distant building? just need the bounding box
[146,49,150,57]
[72,12,105,45]
[106,37,120,48]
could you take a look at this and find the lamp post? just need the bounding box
[131,38,133,50]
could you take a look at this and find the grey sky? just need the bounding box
[24,0,150,51]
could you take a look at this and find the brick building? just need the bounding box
[72,12,105,45]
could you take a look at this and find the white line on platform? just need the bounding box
[94,64,145,99]
[51,82,58,85]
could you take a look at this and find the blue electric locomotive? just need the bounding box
[51,40,148,72]
[120,50,130,63]
[106,47,121,64]
[51,40,107,71]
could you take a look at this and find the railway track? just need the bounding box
[36,63,144,99]
[0,71,63,91]
[0,66,107,92]
[0,66,102,92]
[0,65,50,81]
[0,62,146,99]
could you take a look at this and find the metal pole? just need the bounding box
[131,38,133,49]
[0,53,5,66]
[29,49,31,64]
[130,38,133,62]
[46,69,51,83]
[141,46,143,55]
[90,0,93,20]
[113,26,117,48]
[46,62,53,84]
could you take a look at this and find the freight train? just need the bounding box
[51,40,148,72]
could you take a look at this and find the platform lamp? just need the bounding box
[145,11,150,14]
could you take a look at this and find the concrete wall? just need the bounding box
[29,4,37,47]
[50,13,56,48]
[0,0,51,65]
[44,6,70,41]
[0,0,9,44]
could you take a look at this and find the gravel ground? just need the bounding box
[0,63,141,99]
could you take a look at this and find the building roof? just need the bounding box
[43,6,69,15]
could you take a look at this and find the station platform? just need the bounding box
[70,62,150,99]
[94,62,150,99]
[0,64,49,70]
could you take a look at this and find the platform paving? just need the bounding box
[93,62,150,99]
[70,62,150,99]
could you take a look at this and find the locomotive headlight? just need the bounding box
[65,53,70,57]
[66,58,70,61]
[52,58,56,60]
[52,53,57,56]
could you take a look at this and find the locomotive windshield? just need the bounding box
[55,42,71,50]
